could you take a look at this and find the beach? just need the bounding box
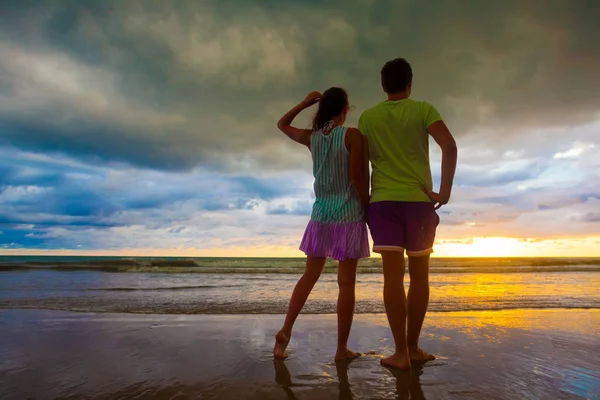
[1,309,598,399]
[1,257,599,399]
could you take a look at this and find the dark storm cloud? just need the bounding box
[0,0,599,171]
[0,119,205,171]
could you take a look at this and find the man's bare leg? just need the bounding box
[380,251,411,370]
[274,256,326,358]
[335,258,360,361]
[407,254,435,361]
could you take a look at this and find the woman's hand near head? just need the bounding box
[301,91,322,108]
[276,90,322,148]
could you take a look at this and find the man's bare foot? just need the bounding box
[335,348,361,361]
[409,346,435,362]
[273,330,291,359]
[380,352,411,370]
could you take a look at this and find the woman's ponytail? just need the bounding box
[312,87,348,131]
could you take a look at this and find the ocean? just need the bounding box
[1,256,599,314]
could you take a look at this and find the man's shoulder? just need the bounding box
[359,102,386,120]
[405,99,441,123]
[361,99,436,112]
[406,98,436,109]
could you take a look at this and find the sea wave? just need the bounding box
[2,264,600,274]
[0,299,597,315]
[2,256,600,273]
[86,285,243,291]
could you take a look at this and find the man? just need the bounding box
[358,58,457,370]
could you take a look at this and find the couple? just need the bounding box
[273,58,458,370]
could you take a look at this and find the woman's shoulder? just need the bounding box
[342,126,361,137]
[341,126,363,149]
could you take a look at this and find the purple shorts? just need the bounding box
[368,201,440,256]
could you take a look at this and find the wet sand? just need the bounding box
[0,309,598,399]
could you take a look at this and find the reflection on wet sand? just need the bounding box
[1,310,598,399]
[274,359,299,400]
[390,364,426,400]
[274,358,427,400]
[335,359,354,400]
[62,382,205,400]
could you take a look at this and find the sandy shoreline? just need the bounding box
[1,309,598,399]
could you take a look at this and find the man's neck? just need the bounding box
[387,91,409,101]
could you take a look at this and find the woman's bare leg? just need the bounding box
[274,256,326,358]
[335,258,360,360]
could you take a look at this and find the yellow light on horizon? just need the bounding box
[1,236,599,258]
[434,236,600,258]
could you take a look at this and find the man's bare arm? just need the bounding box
[425,120,457,209]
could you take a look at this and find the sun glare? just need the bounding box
[434,236,600,258]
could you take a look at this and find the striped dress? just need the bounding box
[299,125,370,261]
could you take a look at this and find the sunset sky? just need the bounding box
[1,0,599,257]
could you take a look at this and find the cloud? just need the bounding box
[578,212,600,223]
[451,161,546,187]
[553,142,596,159]
[1,0,599,172]
[1,1,599,254]
[267,201,312,216]
[2,141,599,252]
[0,147,312,250]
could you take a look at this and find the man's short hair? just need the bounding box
[381,58,413,94]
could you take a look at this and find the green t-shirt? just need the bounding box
[358,99,442,203]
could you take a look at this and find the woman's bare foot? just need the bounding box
[273,330,291,359]
[335,348,361,361]
[408,346,435,362]
[381,352,411,370]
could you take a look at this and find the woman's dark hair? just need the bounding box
[381,58,413,94]
[312,87,349,131]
